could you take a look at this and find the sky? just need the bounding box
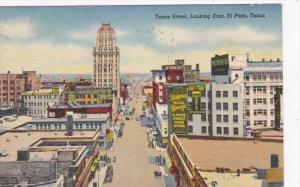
[0,4,282,74]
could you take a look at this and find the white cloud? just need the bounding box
[153,25,280,46]
[0,41,92,74]
[67,26,129,41]
[0,17,34,40]
[119,44,282,73]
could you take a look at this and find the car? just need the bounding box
[125,117,130,120]
[104,165,114,183]
[117,130,123,137]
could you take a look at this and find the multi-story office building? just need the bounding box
[167,82,244,138]
[92,23,120,114]
[162,59,200,83]
[151,70,168,105]
[211,83,244,137]
[211,54,283,131]
[21,86,63,117]
[243,60,283,130]
[64,85,113,105]
[0,71,41,111]
[93,23,120,109]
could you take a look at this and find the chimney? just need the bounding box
[277,58,280,62]
[270,59,273,62]
[17,148,30,161]
[262,58,265,62]
[66,111,73,136]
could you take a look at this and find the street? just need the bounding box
[103,82,164,187]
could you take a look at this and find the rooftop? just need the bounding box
[99,23,114,32]
[0,130,97,162]
[177,136,283,171]
[32,113,110,122]
[247,61,282,67]
[49,102,112,109]
[0,116,32,133]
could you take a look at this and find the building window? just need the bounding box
[223,103,228,110]
[216,103,221,110]
[246,110,250,116]
[201,114,206,122]
[223,127,229,135]
[223,115,228,123]
[216,115,222,122]
[271,120,275,126]
[245,87,250,95]
[187,102,193,110]
[76,124,79,129]
[233,91,238,97]
[159,76,162,80]
[208,102,212,110]
[270,98,274,104]
[9,177,18,184]
[234,128,239,135]
[245,99,250,105]
[233,103,238,110]
[201,126,207,134]
[187,113,193,121]
[270,109,274,116]
[233,115,239,123]
[216,91,221,97]
[0,177,7,185]
[245,75,249,81]
[223,91,228,97]
[201,102,206,110]
[217,127,222,134]
[188,126,193,133]
[246,121,250,126]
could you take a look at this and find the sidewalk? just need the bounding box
[88,165,108,187]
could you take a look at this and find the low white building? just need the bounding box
[21,86,63,117]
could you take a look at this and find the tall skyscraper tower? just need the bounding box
[93,23,120,99]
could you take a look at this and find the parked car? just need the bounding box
[104,165,114,183]
[125,116,130,120]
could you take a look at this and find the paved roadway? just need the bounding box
[103,82,164,187]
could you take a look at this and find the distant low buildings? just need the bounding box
[21,86,64,117]
[0,71,41,112]
[48,102,112,119]
[64,85,113,105]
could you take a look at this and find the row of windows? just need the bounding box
[216,90,238,98]
[187,113,212,122]
[244,73,283,81]
[187,126,211,134]
[246,98,274,105]
[216,114,239,123]
[216,102,239,111]
[245,109,274,116]
[245,86,282,95]
[22,95,58,100]
[35,123,102,130]
[245,120,275,127]
[28,110,47,115]
[25,102,51,107]
[216,127,239,135]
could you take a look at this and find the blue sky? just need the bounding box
[0,4,282,73]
